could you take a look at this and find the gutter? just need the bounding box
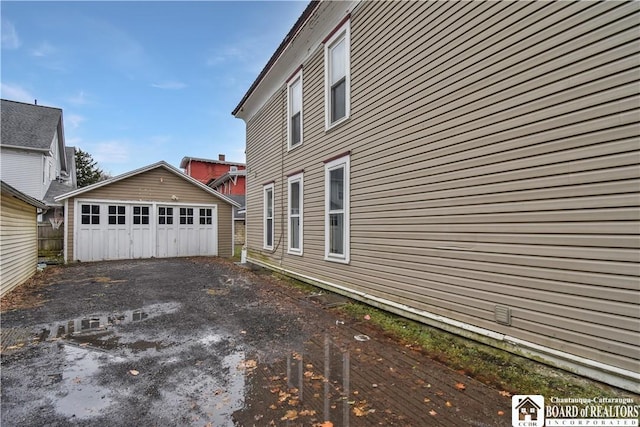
[232,1,320,116]
[247,256,640,394]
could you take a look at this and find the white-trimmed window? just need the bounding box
[264,183,275,250]
[324,19,350,129]
[288,70,303,149]
[325,155,350,263]
[287,173,303,255]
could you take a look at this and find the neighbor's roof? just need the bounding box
[43,180,75,206]
[179,156,246,169]
[54,161,241,208]
[207,169,246,188]
[1,180,48,210]
[0,99,62,151]
[232,1,320,116]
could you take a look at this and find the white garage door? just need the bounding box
[75,201,217,261]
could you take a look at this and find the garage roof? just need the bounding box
[54,161,241,207]
[1,180,48,209]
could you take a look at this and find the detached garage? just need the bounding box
[55,161,240,262]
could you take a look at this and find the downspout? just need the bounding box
[63,199,69,263]
[280,87,286,265]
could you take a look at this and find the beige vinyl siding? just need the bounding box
[244,0,640,381]
[0,193,38,297]
[65,168,234,259]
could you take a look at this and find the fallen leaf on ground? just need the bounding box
[499,390,512,397]
[364,314,371,320]
[278,391,291,402]
[429,409,437,416]
[281,410,298,421]
[129,370,139,376]
[237,359,257,370]
[316,422,333,427]
[353,407,367,417]
[299,409,316,416]
[423,397,431,403]
[455,382,466,391]
[445,401,453,407]
[498,410,505,416]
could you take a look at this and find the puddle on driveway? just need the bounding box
[33,302,180,352]
[54,344,124,419]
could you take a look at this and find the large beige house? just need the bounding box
[233,1,640,391]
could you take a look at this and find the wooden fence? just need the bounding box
[38,222,63,260]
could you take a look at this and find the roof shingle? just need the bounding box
[1,99,62,151]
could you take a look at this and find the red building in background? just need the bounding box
[180,154,246,196]
[181,154,246,250]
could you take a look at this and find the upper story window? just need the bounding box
[264,183,274,250]
[288,69,303,149]
[324,19,350,130]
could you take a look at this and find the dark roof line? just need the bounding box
[1,180,48,210]
[231,1,320,116]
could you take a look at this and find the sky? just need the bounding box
[1,1,309,176]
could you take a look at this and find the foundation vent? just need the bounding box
[495,305,512,326]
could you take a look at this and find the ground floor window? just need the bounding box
[81,204,100,225]
[287,173,303,255]
[264,183,274,250]
[133,206,150,225]
[108,205,126,225]
[200,208,212,225]
[324,154,350,263]
[179,207,194,225]
[158,207,173,225]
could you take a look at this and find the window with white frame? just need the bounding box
[288,70,303,149]
[287,173,303,255]
[324,19,350,129]
[264,183,274,250]
[325,155,350,263]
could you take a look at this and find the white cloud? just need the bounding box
[151,81,187,90]
[67,91,89,105]
[148,135,171,145]
[0,82,35,103]
[65,114,85,130]
[206,45,245,67]
[92,140,130,164]
[1,19,20,49]
[30,41,56,57]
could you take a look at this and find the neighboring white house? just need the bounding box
[1,99,76,223]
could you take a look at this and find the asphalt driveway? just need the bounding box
[1,258,511,426]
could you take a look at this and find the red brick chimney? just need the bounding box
[218,154,226,161]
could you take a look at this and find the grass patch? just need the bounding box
[338,302,630,398]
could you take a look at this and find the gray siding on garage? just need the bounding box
[243,0,640,381]
[0,191,39,297]
[65,167,234,260]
